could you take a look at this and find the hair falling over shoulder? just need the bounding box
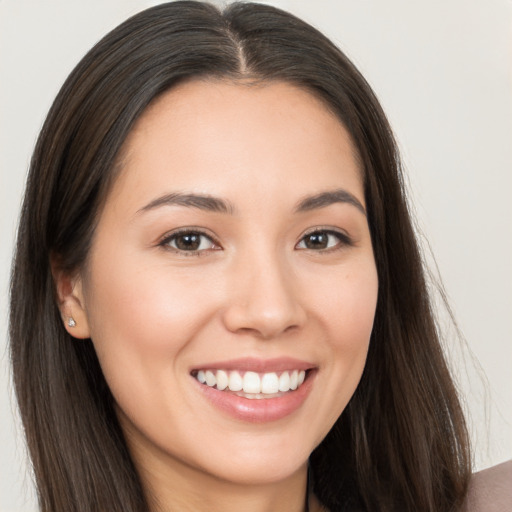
[9,2,471,511]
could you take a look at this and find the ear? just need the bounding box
[51,257,91,339]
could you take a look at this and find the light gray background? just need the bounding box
[1,1,511,511]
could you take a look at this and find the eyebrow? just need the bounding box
[137,188,366,216]
[295,189,366,216]
[138,192,235,215]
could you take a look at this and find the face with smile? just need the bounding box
[65,80,378,498]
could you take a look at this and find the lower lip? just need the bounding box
[194,371,315,423]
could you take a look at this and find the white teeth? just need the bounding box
[278,372,290,392]
[243,371,261,393]
[261,372,279,394]
[216,369,229,391]
[195,369,308,395]
[205,370,216,387]
[290,370,298,390]
[228,371,243,392]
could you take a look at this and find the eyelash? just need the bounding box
[158,227,353,256]
[296,228,353,252]
[159,228,220,256]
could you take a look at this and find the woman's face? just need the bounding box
[72,80,378,487]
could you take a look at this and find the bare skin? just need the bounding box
[57,80,378,512]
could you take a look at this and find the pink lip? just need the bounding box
[190,356,315,373]
[191,358,317,423]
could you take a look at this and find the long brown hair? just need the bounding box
[9,2,471,511]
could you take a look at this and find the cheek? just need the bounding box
[82,250,217,397]
[317,258,378,346]
[87,250,208,336]
[313,260,378,410]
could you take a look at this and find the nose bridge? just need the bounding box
[222,240,305,338]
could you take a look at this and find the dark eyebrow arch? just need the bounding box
[138,192,235,215]
[295,189,366,216]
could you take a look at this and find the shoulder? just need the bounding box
[462,460,512,512]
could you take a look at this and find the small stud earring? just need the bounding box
[67,317,76,328]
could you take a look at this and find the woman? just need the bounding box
[9,2,472,511]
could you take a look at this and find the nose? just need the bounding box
[222,249,307,339]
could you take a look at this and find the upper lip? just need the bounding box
[190,357,315,373]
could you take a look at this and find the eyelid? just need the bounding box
[156,225,353,255]
[296,226,353,251]
[158,227,221,254]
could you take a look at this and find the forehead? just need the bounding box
[110,79,363,211]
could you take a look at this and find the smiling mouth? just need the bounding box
[192,369,308,399]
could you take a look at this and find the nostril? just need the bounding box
[221,299,306,340]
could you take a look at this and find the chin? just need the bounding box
[203,455,309,486]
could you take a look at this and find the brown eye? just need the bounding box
[296,230,349,251]
[303,232,330,249]
[163,231,217,252]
